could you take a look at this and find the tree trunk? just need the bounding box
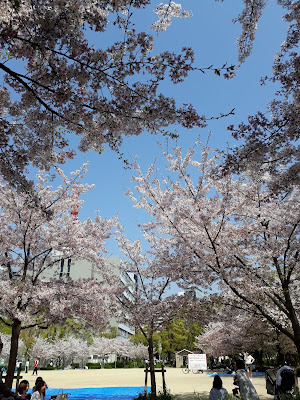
[293,336,300,365]
[148,335,156,400]
[6,319,21,389]
[283,285,300,364]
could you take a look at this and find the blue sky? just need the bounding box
[29,1,288,256]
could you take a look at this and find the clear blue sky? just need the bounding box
[47,1,287,256]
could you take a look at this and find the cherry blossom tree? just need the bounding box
[0,165,118,387]
[0,0,227,191]
[30,335,90,367]
[132,342,149,360]
[196,307,277,359]
[111,337,148,361]
[0,333,24,361]
[49,336,90,367]
[221,0,300,192]
[29,336,55,363]
[91,336,114,362]
[127,144,300,362]
[117,230,194,400]
[29,335,148,367]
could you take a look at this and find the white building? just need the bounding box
[43,256,137,338]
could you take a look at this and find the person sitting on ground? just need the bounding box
[209,375,228,400]
[232,359,259,400]
[31,380,46,400]
[16,380,31,400]
[32,378,47,400]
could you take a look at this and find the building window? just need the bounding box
[67,258,71,277]
[59,259,64,279]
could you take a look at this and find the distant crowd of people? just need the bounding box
[14,359,38,377]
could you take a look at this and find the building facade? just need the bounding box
[43,256,137,338]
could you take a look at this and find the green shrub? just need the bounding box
[132,389,174,400]
[86,363,101,369]
[134,359,145,368]
[116,360,125,368]
[280,395,300,400]
[124,360,144,368]
[71,363,80,369]
[193,394,239,400]
[103,363,114,369]
[268,359,276,367]
[40,366,56,370]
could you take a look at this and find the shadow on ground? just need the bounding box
[173,392,206,400]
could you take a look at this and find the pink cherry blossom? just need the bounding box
[0,165,119,388]
[0,0,204,191]
[117,228,196,399]
[127,143,300,361]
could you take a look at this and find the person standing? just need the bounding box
[244,352,255,380]
[25,360,29,374]
[32,359,39,376]
[17,360,22,375]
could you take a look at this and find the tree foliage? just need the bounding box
[127,144,300,359]
[222,1,300,192]
[0,164,118,386]
[0,0,209,190]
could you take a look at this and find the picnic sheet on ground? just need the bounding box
[33,387,149,400]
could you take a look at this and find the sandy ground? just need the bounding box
[18,368,275,400]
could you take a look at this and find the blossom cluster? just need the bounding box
[151,2,192,32]
[126,143,300,354]
[0,165,119,331]
[0,0,200,190]
[29,335,148,363]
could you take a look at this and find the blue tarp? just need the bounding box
[41,387,149,400]
[207,372,265,377]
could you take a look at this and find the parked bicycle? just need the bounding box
[182,367,203,374]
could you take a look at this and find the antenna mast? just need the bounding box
[70,182,79,222]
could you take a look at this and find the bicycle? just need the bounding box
[182,367,204,374]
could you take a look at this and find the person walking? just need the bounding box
[25,360,29,374]
[244,352,255,380]
[32,359,39,376]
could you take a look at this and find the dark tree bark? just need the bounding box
[148,335,157,400]
[6,319,21,389]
